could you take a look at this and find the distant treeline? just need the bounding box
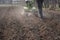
[0,0,20,4]
[43,0,60,8]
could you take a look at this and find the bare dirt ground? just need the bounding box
[0,6,60,40]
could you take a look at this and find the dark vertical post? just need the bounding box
[36,0,44,18]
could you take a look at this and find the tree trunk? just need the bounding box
[44,0,49,8]
[50,0,57,10]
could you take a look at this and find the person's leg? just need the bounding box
[37,1,43,18]
[26,1,31,9]
[29,1,33,9]
[26,1,30,8]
